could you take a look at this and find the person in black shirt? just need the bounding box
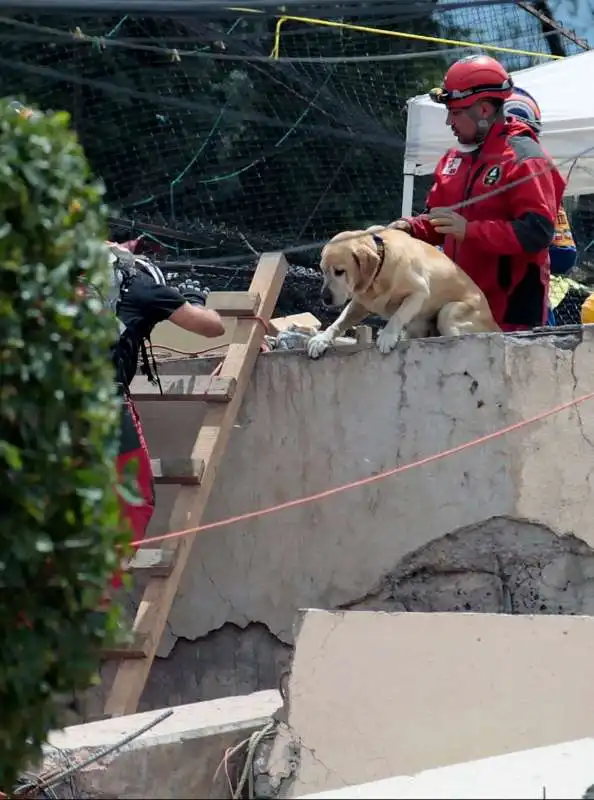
[109,242,224,587]
[111,243,224,387]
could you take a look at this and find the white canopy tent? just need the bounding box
[401,48,594,216]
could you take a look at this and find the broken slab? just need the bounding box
[259,610,594,797]
[42,689,280,799]
[295,738,594,800]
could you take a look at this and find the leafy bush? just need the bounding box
[0,99,129,789]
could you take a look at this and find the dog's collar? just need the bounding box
[370,233,386,283]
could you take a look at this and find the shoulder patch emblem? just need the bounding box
[483,165,501,186]
[442,156,462,176]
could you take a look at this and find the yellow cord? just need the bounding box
[227,7,563,61]
[271,16,287,59]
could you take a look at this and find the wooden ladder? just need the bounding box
[102,251,288,717]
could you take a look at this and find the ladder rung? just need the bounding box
[206,291,260,316]
[101,632,149,660]
[132,375,236,401]
[126,548,175,577]
[151,457,204,485]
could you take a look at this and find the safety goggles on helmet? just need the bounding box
[429,77,514,107]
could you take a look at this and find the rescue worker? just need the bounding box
[502,87,578,326]
[107,240,224,585]
[391,55,566,331]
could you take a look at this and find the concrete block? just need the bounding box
[295,738,594,799]
[42,689,281,799]
[262,609,594,797]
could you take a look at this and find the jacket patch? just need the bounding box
[442,156,462,175]
[483,165,501,186]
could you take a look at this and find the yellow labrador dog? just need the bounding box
[307,226,500,359]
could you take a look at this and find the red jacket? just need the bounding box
[405,118,566,329]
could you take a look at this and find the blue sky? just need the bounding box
[435,0,592,65]
[552,0,592,39]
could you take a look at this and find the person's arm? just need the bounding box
[133,282,225,338]
[463,154,561,256]
[390,154,448,245]
[169,301,225,337]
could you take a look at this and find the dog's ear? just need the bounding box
[352,237,380,292]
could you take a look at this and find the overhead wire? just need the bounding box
[0,12,574,205]
[0,0,533,12]
[0,7,584,263]
[0,12,562,62]
[264,10,562,60]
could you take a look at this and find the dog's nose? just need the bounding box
[321,287,333,306]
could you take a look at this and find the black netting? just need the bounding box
[0,2,585,316]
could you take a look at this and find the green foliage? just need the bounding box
[0,98,129,789]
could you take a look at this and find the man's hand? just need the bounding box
[428,208,467,241]
[388,219,412,234]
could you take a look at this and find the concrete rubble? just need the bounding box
[255,609,594,798]
[36,690,280,799]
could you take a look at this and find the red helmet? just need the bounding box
[503,87,542,133]
[430,55,514,110]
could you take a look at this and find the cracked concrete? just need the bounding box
[121,330,594,713]
[352,516,594,616]
[140,623,291,712]
[257,609,594,798]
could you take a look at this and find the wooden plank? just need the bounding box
[150,458,204,485]
[101,632,149,660]
[206,291,260,317]
[132,375,236,401]
[126,548,175,577]
[104,252,288,718]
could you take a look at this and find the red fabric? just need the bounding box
[405,118,566,329]
[111,399,155,589]
[501,323,530,332]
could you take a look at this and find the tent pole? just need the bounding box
[401,161,416,217]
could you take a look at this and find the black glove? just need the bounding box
[179,280,210,307]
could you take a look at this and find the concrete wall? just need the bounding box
[128,328,594,712]
[258,609,594,797]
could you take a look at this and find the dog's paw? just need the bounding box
[377,327,403,354]
[307,333,332,359]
